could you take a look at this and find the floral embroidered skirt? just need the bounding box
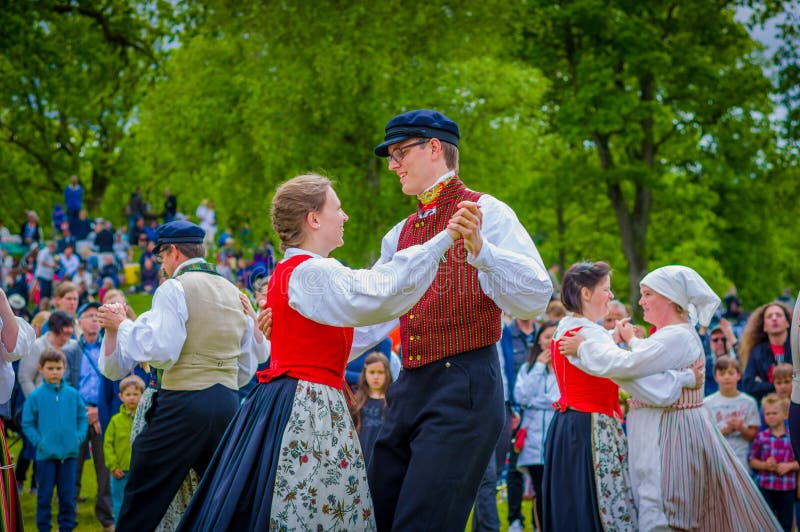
[178,377,376,531]
[542,409,637,532]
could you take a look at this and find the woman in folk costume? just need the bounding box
[0,290,35,532]
[561,265,781,531]
[178,173,474,531]
[542,262,700,532]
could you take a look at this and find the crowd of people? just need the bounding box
[0,108,798,532]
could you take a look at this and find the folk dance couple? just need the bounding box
[98,109,554,531]
[546,261,782,531]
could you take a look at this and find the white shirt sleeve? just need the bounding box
[236,315,270,387]
[288,231,453,328]
[467,195,553,319]
[0,362,14,404]
[99,279,188,380]
[349,320,398,362]
[614,370,695,407]
[0,316,35,362]
[573,326,697,379]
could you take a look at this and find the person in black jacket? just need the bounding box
[741,301,792,402]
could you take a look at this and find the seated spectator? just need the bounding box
[98,278,115,303]
[138,241,155,270]
[98,256,121,289]
[138,257,158,294]
[56,223,76,254]
[130,217,147,247]
[79,247,99,273]
[71,209,94,243]
[19,211,43,245]
[0,219,12,242]
[217,237,237,265]
[51,203,66,237]
[58,245,80,279]
[722,294,749,340]
[235,258,254,291]
[144,219,158,243]
[113,229,131,265]
[93,220,114,254]
[216,259,233,282]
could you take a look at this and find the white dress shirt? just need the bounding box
[0,315,35,403]
[353,174,554,355]
[283,231,454,361]
[99,258,269,388]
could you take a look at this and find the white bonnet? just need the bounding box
[640,265,720,327]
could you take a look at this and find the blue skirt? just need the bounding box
[177,377,297,530]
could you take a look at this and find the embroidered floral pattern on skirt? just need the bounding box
[591,413,637,531]
[271,381,376,531]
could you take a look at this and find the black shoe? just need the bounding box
[75,496,87,503]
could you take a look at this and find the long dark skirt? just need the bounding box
[541,409,636,532]
[177,377,297,531]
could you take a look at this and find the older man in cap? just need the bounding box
[97,220,268,531]
[363,109,553,530]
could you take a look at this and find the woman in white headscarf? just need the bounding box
[561,265,780,531]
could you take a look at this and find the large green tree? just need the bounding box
[114,0,553,266]
[0,0,179,223]
[518,0,778,308]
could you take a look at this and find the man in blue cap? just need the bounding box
[366,110,553,530]
[96,220,268,531]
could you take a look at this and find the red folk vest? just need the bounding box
[256,255,353,389]
[551,327,622,418]
[396,177,502,369]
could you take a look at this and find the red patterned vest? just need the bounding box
[256,255,354,389]
[551,328,622,418]
[396,177,502,369]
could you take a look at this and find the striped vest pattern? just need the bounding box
[396,177,502,369]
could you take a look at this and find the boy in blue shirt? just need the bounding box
[22,348,88,532]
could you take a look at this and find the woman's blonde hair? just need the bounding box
[271,173,332,252]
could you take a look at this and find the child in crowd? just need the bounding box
[21,348,88,532]
[703,356,759,468]
[513,320,559,532]
[349,351,392,468]
[104,375,145,523]
[749,394,799,531]
[772,363,793,400]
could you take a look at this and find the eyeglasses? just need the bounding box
[386,139,429,165]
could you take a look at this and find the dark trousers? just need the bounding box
[759,487,794,532]
[116,385,239,532]
[37,278,52,299]
[76,424,114,526]
[36,458,77,532]
[505,427,524,525]
[525,464,545,530]
[368,346,505,532]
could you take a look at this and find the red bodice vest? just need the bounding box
[551,327,622,418]
[396,177,502,369]
[256,255,354,389]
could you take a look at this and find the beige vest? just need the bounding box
[160,271,246,391]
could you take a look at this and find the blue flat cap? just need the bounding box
[77,301,101,317]
[154,220,205,254]
[374,109,460,157]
